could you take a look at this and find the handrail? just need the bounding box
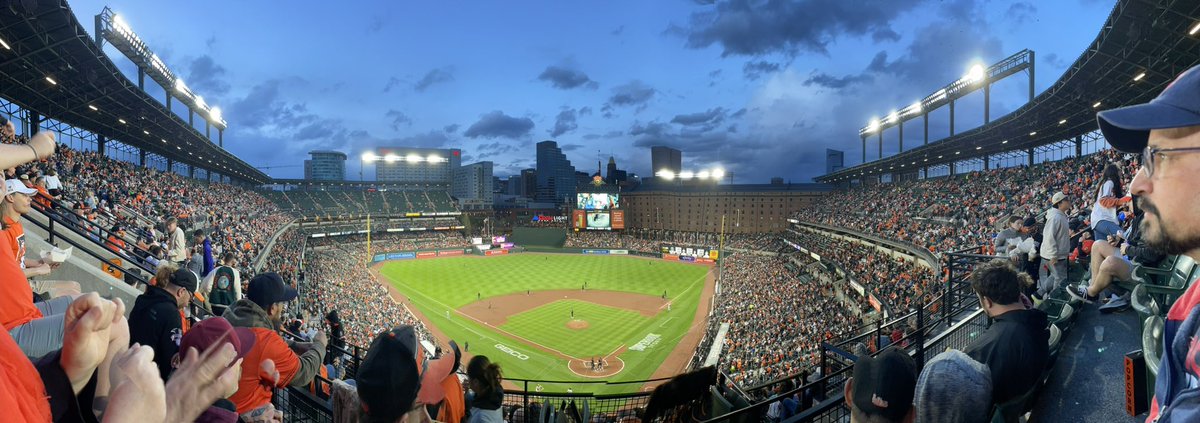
[23,209,152,287]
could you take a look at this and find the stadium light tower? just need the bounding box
[855,50,1035,178]
[95,7,228,145]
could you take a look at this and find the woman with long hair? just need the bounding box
[1090,163,1129,242]
[466,355,505,423]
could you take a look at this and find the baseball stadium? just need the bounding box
[0,0,1199,422]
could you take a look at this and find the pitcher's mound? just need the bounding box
[566,319,589,330]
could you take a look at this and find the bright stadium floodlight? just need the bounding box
[711,168,725,179]
[112,14,131,34]
[964,64,985,83]
[656,170,675,179]
[868,118,880,133]
[406,154,422,163]
[384,154,400,163]
[697,170,710,179]
[174,78,188,93]
[679,171,695,179]
[209,107,222,122]
[886,110,899,124]
[427,154,442,163]
[907,101,922,115]
[195,96,208,110]
[361,152,377,161]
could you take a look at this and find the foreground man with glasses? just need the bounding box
[1097,64,1200,423]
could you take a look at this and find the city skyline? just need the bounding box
[69,0,1114,182]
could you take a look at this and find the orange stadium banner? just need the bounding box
[611,210,625,229]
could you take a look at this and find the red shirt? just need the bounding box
[0,227,39,330]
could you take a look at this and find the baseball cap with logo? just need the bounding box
[850,348,918,421]
[357,326,460,423]
[4,179,37,196]
[1098,65,1200,153]
[170,268,199,293]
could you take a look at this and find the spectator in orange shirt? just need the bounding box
[2,179,81,299]
[223,272,327,415]
[106,224,128,256]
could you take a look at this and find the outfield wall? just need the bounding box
[511,227,567,247]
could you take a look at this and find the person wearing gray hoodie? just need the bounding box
[914,350,992,423]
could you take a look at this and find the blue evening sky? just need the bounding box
[69,0,1115,182]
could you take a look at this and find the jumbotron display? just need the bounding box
[574,193,625,230]
[577,193,619,210]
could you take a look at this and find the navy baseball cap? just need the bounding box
[1098,65,1200,153]
[246,272,298,309]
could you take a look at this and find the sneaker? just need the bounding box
[1099,294,1131,314]
[1066,284,1098,304]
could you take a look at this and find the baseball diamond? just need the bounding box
[373,253,715,394]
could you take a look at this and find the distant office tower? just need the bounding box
[374,147,461,189]
[535,141,577,204]
[651,146,682,177]
[606,156,628,185]
[306,150,347,181]
[521,168,537,199]
[453,161,494,206]
[826,149,845,175]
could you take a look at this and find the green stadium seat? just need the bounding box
[1143,315,1164,379]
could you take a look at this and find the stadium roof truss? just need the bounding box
[819,0,1200,183]
[0,1,270,184]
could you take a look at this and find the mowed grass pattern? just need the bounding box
[380,254,709,392]
[502,300,654,358]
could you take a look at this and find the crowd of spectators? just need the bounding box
[711,253,860,387]
[796,149,1135,257]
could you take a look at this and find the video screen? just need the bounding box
[586,212,611,230]
[577,193,619,210]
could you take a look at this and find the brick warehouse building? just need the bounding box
[622,182,832,233]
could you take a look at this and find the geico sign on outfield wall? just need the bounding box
[494,344,529,360]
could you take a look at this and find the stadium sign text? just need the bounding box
[629,334,662,351]
[494,344,529,360]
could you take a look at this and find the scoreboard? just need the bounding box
[660,245,719,263]
[574,192,624,230]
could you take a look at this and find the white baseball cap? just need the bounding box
[4,179,37,196]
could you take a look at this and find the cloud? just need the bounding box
[386,110,412,131]
[579,106,593,116]
[550,108,579,137]
[561,144,584,151]
[382,77,403,93]
[671,107,726,127]
[802,71,873,89]
[444,124,461,134]
[476,141,520,156]
[611,25,626,36]
[681,0,923,57]
[414,67,455,92]
[464,111,535,139]
[606,80,656,110]
[743,61,781,80]
[186,55,230,96]
[537,66,599,90]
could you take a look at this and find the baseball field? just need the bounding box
[374,253,715,394]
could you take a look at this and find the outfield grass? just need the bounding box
[380,254,709,393]
[502,300,654,358]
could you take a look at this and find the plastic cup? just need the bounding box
[1094,326,1104,342]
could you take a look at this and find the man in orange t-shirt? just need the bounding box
[0,203,74,358]
[3,179,80,299]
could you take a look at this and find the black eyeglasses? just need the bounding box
[1142,145,1200,177]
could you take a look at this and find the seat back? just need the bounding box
[1143,315,1165,378]
[1172,255,1196,285]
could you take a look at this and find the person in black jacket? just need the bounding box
[128,264,198,380]
[1068,198,1166,311]
[963,259,1050,405]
